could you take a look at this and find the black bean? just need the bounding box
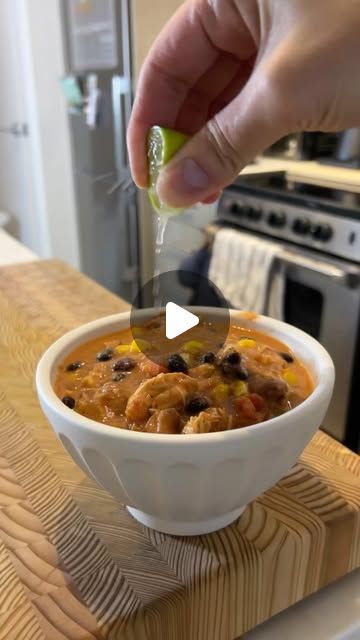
[62,395,75,409]
[167,353,188,373]
[200,352,215,364]
[223,350,241,365]
[221,362,236,376]
[219,347,242,377]
[66,361,84,372]
[112,357,136,372]
[222,362,246,378]
[279,352,294,363]
[112,372,127,382]
[96,348,113,362]
[235,366,249,380]
[186,396,210,415]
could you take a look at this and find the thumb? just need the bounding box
[157,72,287,208]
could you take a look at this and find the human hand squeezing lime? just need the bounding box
[128,0,360,210]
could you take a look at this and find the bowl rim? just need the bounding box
[36,307,335,446]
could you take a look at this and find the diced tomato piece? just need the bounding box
[248,393,265,411]
[235,396,257,420]
[234,393,269,423]
[141,361,167,377]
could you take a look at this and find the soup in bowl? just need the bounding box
[36,309,334,535]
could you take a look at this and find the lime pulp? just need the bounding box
[147,126,189,215]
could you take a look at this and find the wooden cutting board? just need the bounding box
[0,259,359,640]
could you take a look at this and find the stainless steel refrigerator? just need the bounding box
[61,0,210,305]
[61,0,142,302]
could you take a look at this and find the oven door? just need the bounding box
[266,247,360,445]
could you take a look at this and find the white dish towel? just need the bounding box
[208,228,284,317]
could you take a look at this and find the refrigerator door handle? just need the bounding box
[279,250,360,288]
[112,75,130,176]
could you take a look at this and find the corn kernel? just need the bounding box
[237,338,256,349]
[282,369,297,385]
[180,352,192,365]
[130,339,151,353]
[213,383,229,404]
[182,340,203,354]
[130,340,141,353]
[234,381,248,396]
[115,344,130,354]
[132,326,144,337]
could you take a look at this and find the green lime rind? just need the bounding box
[147,125,189,215]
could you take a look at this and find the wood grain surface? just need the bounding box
[0,259,359,640]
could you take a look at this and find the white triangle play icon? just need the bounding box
[165,302,199,340]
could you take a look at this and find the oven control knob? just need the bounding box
[230,202,243,215]
[246,205,262,221]
[311,223,333,242]
[292,217,311,235]
[267,211,286,228]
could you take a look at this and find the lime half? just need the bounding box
[147,126,189,215]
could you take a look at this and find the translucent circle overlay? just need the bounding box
[130,270,230,364]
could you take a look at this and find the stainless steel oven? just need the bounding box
[267,246,360,448]
[218,172,360,451]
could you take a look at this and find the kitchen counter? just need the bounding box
[243,156,360,191]
[1,234,359,640]
[0,229,39,266]
[0,231,359,639]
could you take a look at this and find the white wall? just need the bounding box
[18,0,80,267]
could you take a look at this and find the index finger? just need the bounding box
[127,2,218,186]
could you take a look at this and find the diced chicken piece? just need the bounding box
[182,407,230,434]
[145,409,181,434]
[188,364,216,378]
[126,372,198,424]
[76,389,103,422]
[93,382,129,414]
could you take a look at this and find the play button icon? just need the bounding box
[165,302,199,339]
[130,269,230,364]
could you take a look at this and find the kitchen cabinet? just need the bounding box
[131,0,184,79]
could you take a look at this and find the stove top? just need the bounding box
[230,172,360,218]
[218,172,360,262]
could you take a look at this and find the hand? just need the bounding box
[127,0,360,207]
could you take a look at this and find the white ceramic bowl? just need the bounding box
[36,309,334,536]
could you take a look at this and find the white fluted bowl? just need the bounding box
[36,309,334,536]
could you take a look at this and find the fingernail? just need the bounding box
[158,158,211,206]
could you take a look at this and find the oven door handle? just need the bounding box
[278,250,360,289]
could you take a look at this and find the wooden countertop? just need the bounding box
[0,259,359,640]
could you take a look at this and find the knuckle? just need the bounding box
[205,116,242,177]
